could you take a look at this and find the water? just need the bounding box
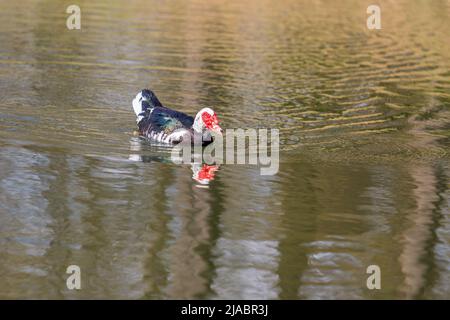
[0,0,449,299]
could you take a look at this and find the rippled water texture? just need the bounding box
[0,0,449,299]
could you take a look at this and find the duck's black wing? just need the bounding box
[138,107,194,136]
[141,89,164,108]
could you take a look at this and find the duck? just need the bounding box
[132,89,222,145]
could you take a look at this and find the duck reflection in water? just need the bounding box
[191,163,220,186]
[128,137,220,186]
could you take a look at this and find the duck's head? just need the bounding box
[192,108,222,135]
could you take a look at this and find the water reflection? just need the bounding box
[191,164,220,186]
[0,141,449,298]
[399,164,442,299]
[128,137,220,186]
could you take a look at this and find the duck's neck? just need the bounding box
[192,120,203,133]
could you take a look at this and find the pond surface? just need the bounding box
[0,0,449,299]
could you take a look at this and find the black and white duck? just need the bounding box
[132,89,222,145]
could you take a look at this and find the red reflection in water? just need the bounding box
[193,164,219,185]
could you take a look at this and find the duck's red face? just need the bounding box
[202,111,222,134]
